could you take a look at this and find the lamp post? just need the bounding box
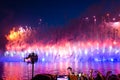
[24,52,38,79]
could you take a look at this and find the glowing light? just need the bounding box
[110,58,114,62]
[113,41,117,45]
[4,25,120,62]
[94,58,99,62]
[42,58,45,62]
[113,18,116,21]
[112,22,120,28]
[84,49,88,55]
[85,17,89,20]
[107,13,109,16]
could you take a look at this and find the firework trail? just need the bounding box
[4,16,120,62]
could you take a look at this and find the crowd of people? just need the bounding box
[67,67,120,80]
[32,67,120,80]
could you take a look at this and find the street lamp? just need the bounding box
[24,52,38,79]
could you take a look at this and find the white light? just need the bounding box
[84,49,88,55]
[115,50,119,54]
[42,58,45,62]
[102,49,105,53]
[95,58,99,61]
[109,46,112,52]
[112,22,120,28]
[111,58,114,62]
[21,53,24,57]
[46,52,48,56]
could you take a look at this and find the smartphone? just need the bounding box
[79,73,82,77]
[57,75,68,80]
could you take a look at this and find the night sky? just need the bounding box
[0,0,120,30]
[0,0,94,28]
[0,0,120,50]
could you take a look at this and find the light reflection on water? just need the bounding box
[0,62,120,80]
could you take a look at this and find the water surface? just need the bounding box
[0,62,120,80]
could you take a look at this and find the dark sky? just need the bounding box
[0,0,120,50]
[0,0,120,29]
[0,0,120,34]
[0,0,94,27]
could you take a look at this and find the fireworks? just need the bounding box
[4,15,120,62]
[5,26,33,53]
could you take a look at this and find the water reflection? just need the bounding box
[0,62,3,80]
[0,62,120,80]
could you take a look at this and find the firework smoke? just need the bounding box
[4,16,120,62]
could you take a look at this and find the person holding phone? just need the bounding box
[67,67,74,75]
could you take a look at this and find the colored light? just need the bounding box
[110,58,114,62]
[3,24,120,62]
[42,58,45,62]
